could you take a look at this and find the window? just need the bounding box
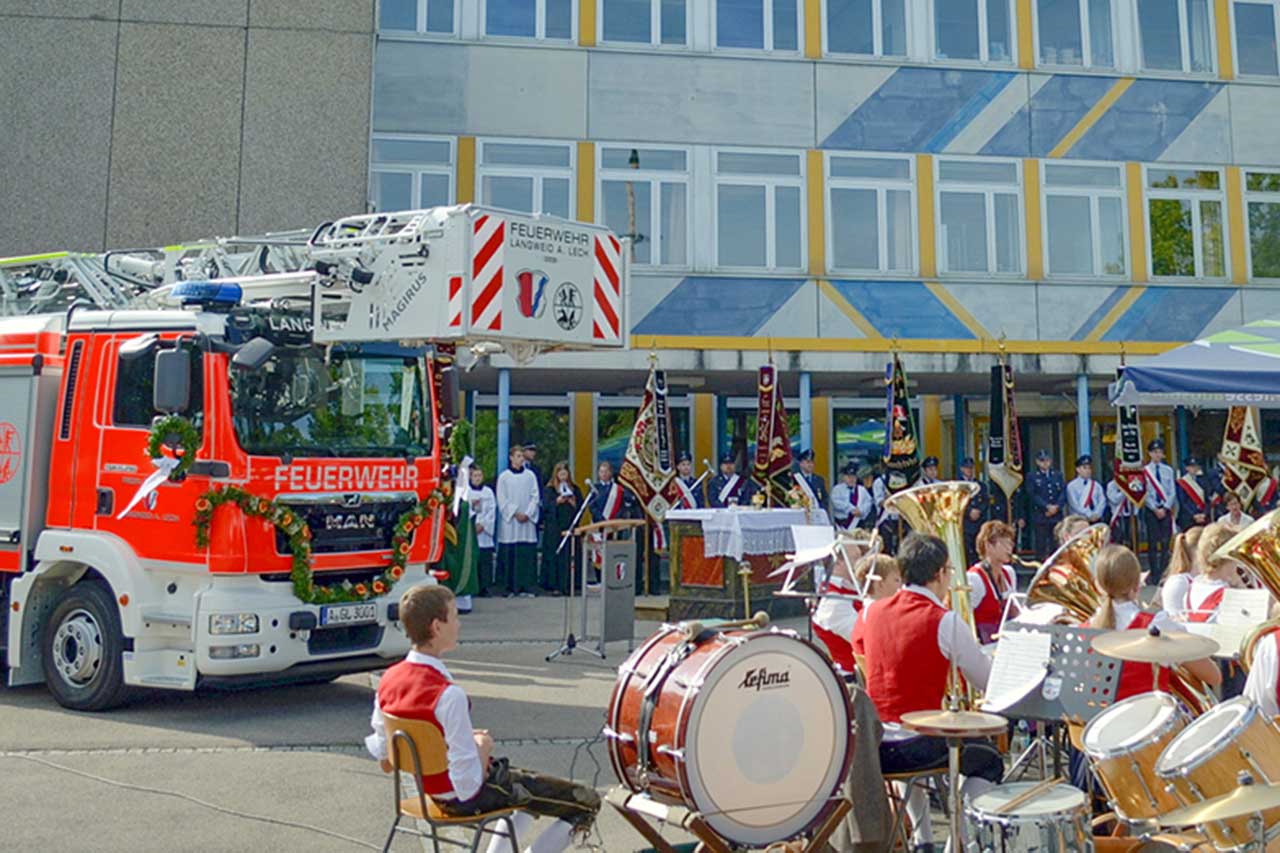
[1235,0,1280,75]
[473,404,569,486]
[715,0,801,50]
[477,140,574,218]
[378,0,457,34]
[937,159,1023,275]
[1146,168,1226,279]
[370,136,454,212]
[826,154,915,273]
[485,0,574,39]
[714,150,805,270]
[1138,0,1214,72]
[1036,0,1114,66]
[1043,162,1126,278]
[826,0,908,55]
[933,0,1014,62]
[1246,171,1280,279]
[599,147,690,267]
[114,346,205,430]
[602,0,688,44]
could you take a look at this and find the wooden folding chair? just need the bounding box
[381,713,521,853]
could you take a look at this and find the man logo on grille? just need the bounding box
[554,282,583,331]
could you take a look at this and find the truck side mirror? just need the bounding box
[438,366,460,421]
[231,336,275,372]
[153,348,191,413]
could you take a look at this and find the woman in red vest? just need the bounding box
[1183,522,1241,623]
[849,553,902,664]
[1087,545,1219,701]
[968,521,1020,644]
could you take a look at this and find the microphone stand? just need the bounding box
[547,480,597,663]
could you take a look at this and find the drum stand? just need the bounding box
[605,788,851,853]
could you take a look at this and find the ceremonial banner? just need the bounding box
[1113,369,1147,507]
[882,355,920,490]
[987,364,1024,501]
[752,364,793,504]
[1219,405,1267,507]
[618,365,681,524]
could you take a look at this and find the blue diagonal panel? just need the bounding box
[1070,80,1223,162]
[1102,287,1234,342]
[821,68,1017,153]
[1070,285,1127,341]
[983,74,1117,157]
[632,277,806,337]
[829,280,974,339]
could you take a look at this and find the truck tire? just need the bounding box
[41,580,130,711]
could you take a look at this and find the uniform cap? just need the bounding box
[523,441,538,451]
[677,450,692,464]
[1147,438,1165,451]
[1183,456,1201,469]
[798,449,814,462]
[719,452,735,464]
[842,463,859,476]
[960,457,976,468]
[923,456,939,467]
[1035,449,1052,461]
[1075,454,1092,466]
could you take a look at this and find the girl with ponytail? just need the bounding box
[1160,526,1203,615]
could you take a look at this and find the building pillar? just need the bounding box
[497,368,511,471]
[800,372,812,454]
[953,395,966,474]
[1076,374,1091,459]
[717,394,729,465]
[1177,406,1190,465]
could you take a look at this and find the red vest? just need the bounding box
[1184,585,1226,624]
[851,609,868,658]
[865,589,950,723]
[969,563,1005,641]
[377,660,457,796]
[811,578,859,675]
[1115,612,1173,701]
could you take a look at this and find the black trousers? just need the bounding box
[1143,508,1173,584]
[1032,521,1056,562]
[880,735,1004,783]
[437,757,601,831]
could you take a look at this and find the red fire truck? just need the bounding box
[0,205,628,710]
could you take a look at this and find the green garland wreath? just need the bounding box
[148,414,200,479]
[193,485,448,605]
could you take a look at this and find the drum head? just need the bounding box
[1082,692,1180,757]
[970,783,1087,819]
[684,633,850,847]
[1156,697,1254,775]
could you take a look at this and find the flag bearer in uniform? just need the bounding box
[1029,449,1067,562]
[497,445,541,597]
[672,451,704,508]
[794,449,830,520]
[708,453,755,507]
[1108,475,1138,547]
[1142,439,1177,584]
[1175,457,1211,532]
[959,457,986,566]
[830,463,873,531]
[585,460,638,584]
[1066,455,1105,526]
[863,534,1004,851]
[366,585,600,853]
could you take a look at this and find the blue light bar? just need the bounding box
[171,281,243,307]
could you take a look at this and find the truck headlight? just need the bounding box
[209,613,260,635]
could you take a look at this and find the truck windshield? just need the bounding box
[230,348,431,457]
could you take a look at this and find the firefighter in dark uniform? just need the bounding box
[708,452,756,508]
[1029,448,1067,562]
[959,457,986,567]
[672,451,705,508]
[795,449,829,515]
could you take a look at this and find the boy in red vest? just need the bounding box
[365,585,600,853]
[863,533,1004,852]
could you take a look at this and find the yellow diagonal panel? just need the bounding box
[1047,78,1135,159]
[1084,286,1147,342]
[924,281,991,339]
[817,279,881,338]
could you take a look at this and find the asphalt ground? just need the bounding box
[1,596,802,853]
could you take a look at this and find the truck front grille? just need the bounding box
[275,495,416,555]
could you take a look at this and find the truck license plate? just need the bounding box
[320,603,378,626]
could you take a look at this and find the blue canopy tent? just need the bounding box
[1110,320,1280,409]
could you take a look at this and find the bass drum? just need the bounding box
[605,625,853,847]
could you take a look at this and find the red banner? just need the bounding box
[752,364,792,504]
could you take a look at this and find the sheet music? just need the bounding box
[1184,622,1253,659]
[1219,588,1271,626]
[982,629,1053,712]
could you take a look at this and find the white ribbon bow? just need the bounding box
[116,456,180,519]
[452,455,474,515]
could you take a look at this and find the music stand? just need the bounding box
[546,519,644,662]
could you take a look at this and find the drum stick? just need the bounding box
[991,775,1065,815]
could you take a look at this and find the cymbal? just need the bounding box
[900,709,1008,738]
[1092,627,1219,665]
[1159,781,1280,827]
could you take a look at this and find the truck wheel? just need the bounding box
[41,581,130,711]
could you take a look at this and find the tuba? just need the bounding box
[1213,510,1280,673]
[1025,523,1110,624]
[884,481,981,707]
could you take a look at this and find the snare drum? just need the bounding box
[1082,692,1189,822]
[964,783,1092,852]
[605,624,853,847]
[1154,697,1280,850]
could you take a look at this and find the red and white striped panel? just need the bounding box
[447,275,463,329]
[592,234,622,342]
[471,214,505,333]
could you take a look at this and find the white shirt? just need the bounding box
[813,574,858,640]
[967,563,1018,612]
[880,585,992,741]
[872,477,897,520]
[365,651,485,800]
[468,484,497,549]
[1224,511,1255,530]
[830,482,873,528]
[1244,631,1280,718]
[1143,462,1177,512]
[496,467,540,544]
[1110,599,1177,632]
[1067,477,1105,522]
[1107,480,1134,518]
[1185,577,1228,622]
[1161,573,1193,618]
